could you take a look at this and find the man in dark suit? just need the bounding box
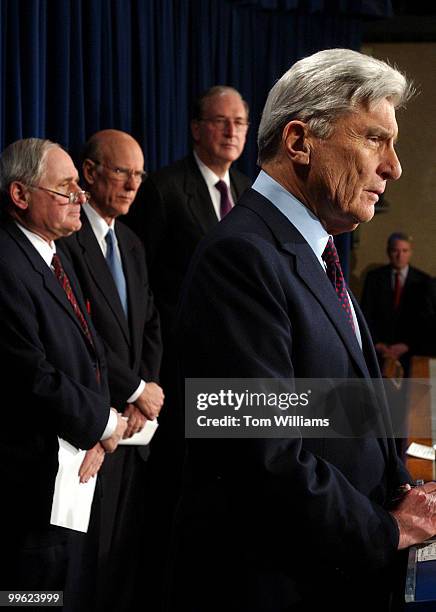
[0,138,126,597]
[361,232,429,373]
[125,85,251,344]
[170,49,436,612]
[124,88,252,603]
[59,129,163,612]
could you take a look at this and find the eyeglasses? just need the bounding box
[30,185,90,205]
[93,161,147,183]
[199,117,250,133]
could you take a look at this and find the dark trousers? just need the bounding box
[93,447,149,612]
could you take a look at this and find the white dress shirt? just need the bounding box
[391,265,409,289]
[82,203,146,403]
[193,150,235,220]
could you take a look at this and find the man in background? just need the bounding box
[0,138,126,600]
[124,87,252,606]
[125,85,251,345]
[361,231,429,374]
[59,129,163,611]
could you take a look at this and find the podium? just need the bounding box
[405,357,436,481]
[405,357,436,607]
[405,542,436,609]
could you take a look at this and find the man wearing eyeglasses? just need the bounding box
[121,85,250,603]
[0,138,127,599]
[125,85,251,349]
[59,129,163,612]
[123,86,251,607]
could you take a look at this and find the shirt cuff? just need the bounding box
[100,408,118,440]
[127,379,146,404]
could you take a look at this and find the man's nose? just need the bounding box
[380,146,402,181]
[223,120,237,137]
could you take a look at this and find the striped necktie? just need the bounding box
[322,237,355,333]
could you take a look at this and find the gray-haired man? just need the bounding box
[170,49,436,612]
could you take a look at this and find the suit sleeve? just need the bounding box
[0,262,109,450]
[140,281,162,382]
[128,176,168,272]
[180,234,400,573]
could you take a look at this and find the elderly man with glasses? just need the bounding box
[122,90,252,604]
[59,128,163,612]
[126,85,251,348]
[0,138,127,599]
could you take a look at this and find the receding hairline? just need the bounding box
[193,86,249,119]
[83,129,143,163]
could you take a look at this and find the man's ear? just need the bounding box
[190,120,200,144]
[282,120,311,165]
[82,158,97,185]
[9,182,29,210]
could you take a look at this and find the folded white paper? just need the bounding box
[118,418,158,445]
[417,541,436,562]
[50,438,96,533]
[406,442,435,461]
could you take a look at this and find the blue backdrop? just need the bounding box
[0,0,393,272]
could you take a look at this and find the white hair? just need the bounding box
[0,138,60,196]
[258,48,414,164]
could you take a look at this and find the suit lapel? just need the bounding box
[291,242,371,378]
[5,221,95,345]
[77,214,131,344]
[240,190,370,378]
[116,223,142,355]
[183,154,219,232]
[350,296,381,378]
[229,167,248,201]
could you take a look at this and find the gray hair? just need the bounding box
[387,231,411,250]
[258,48,414,164]
[0,138,60,199]
[192,85,249,120]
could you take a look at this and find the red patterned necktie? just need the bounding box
[52,253,95,349]
[322,237,355,333]
[393,271,402,309]
[215,180,232,219]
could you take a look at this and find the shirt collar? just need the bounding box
[15,222,56,267]
[83,201,114,244]
[392,265,409,281]
[193,150,231,191]
[252,170,330,267]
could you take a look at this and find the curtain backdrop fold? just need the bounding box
[0,0,393,274]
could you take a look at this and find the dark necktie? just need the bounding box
[322,237,355,333]
[393,271,402,309]
[105,228,128,317]
[52,253,95,348]
[215,180,232,219]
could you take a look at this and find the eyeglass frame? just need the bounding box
[197,116,250,133]
[29,185,90,205]
[90,160,147,183]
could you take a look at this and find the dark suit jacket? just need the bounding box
[171,189,409,611]
[124,153,251,340]
[59,211,162,610]
[417,276,436,355]
[361,264,429,352]
[59,211,162,410]
[0,218,110,533]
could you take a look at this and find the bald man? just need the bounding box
[59,130,163,611]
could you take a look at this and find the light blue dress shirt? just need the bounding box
[252,170,362,348]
